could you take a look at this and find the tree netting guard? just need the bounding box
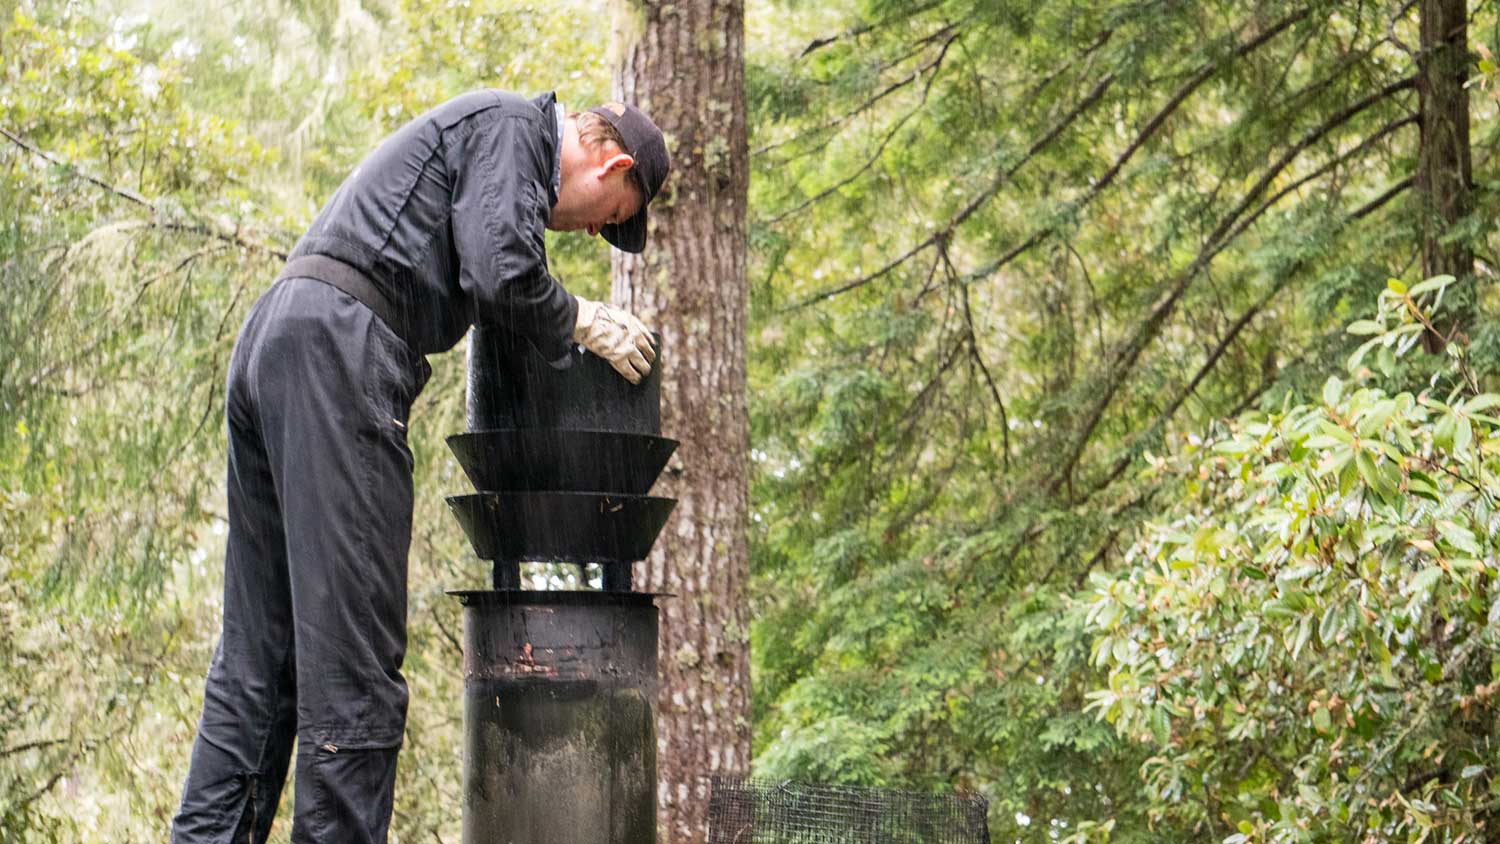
[708,777,991,844]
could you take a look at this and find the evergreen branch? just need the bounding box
[1252,114,1418,212]
[883,455,964,545]
[156,220,288,260]
[797,0,944,57]
[756,20,964,161]
[787,7,1311,312]
[16,766,71,815]
[12,620,181,814]
[1036,486,1153,589]
[1387,0,1421,57]
[1169,283,1278,428]
[1066,241,1109,357]
[11,243,230,408]
[1086,115,1417,481]
[871,19,967,74]
[1046,75,1418,495]
[1024,27,1115,103]
[431,604,463,657]
[783,69,1119,312]
[894,333,968,450]
[1226,349,1314,418]
[1261,18,1320,101]
[870,330,970,536]
[951,6,1321,293]
[0,738,66,758]
[0,126,154,208]
[1074,522,1126,590]
[764,31,959,225]
[1263,26,1403,129]
[0,125,289,260]
[960,281,1011,473]
[1085,276,1283,500]
[1102,121,1417,450]
[1351,174,1415,219]
[920,229,1050,308]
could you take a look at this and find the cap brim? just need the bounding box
[602,207,648,254]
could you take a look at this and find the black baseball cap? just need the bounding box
[587,101,670,253]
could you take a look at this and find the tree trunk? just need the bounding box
[609,2,752,842]
[1416,0,1473,351]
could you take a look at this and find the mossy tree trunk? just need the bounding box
[1417,0,1474,351]
[609,1,751,842]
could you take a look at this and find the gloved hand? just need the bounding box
[573,295,657,384]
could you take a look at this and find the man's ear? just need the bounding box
[599,153,635,179]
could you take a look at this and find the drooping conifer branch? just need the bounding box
[1063,165,1417,511]
[788,7,1312,311]
[926,18,1409,310]
[756,20,965,162]
[1046,75,1419,494]
[784,69,1119,311]
[796,0,945,57]
[0,126,288,261]
[765,31,960,224]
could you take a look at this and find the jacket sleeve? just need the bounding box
[446,111,578,365]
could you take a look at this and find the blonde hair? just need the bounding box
[572,110,646,198]
[574,111,628,153]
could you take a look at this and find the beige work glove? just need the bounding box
[573,295,657,384]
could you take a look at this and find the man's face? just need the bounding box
[549,144,643,237]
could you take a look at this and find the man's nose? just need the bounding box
[586,223,601,236]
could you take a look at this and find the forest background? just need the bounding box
[7,0,1500,841]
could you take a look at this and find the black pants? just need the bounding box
[172,277,430,843]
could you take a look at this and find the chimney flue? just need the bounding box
[447,324,672,844]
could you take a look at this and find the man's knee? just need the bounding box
[291,741,401,844]
[293,671,408,752]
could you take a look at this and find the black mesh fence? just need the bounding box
[708,777,990,844]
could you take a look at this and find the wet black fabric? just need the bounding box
[290,89,577,359]
[172,277,430,843]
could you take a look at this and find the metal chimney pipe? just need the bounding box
[465,324,663,434]
[450,324,672,844]
[456,590,658,844]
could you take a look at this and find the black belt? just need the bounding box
[278,255,413,349]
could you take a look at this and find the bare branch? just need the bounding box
[959,282,1011,473]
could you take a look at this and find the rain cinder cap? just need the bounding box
[587,101,670,253]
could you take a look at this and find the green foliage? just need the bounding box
[10,0,1500,840]
[747,0,1500,840]
[1,4,282,837]
[1,0,613,839]
[1085,278,1500,840]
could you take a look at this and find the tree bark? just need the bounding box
[609,2,752,842]
[1416,0,1473,351]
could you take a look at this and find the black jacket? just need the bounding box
[290,90,576,358]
